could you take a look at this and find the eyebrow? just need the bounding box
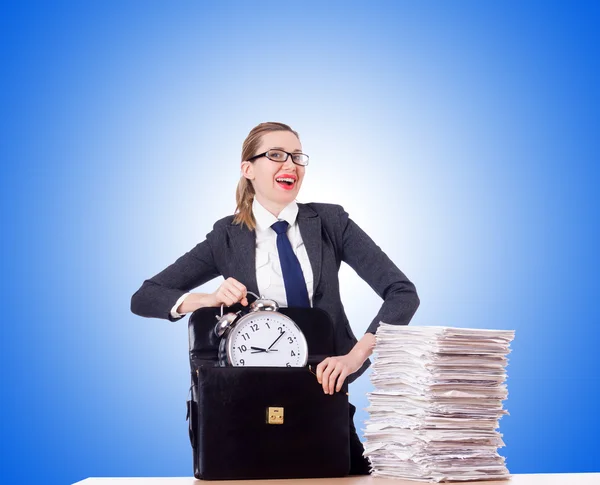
[270,146,303,153]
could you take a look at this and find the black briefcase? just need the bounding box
[186,305,350,480]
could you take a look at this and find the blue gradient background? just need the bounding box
[1,1,599,484]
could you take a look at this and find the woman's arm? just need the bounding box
[339,207,420,334]
[317,332,376,394]
[175,278,250,314]
[131,238,221,321]
[317,205,420,393]
[174,292,218,314]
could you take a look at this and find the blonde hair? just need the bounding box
[233,122,300,230]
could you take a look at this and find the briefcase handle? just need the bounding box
[186,384,197,450]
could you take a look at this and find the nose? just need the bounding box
[281,155,296,171]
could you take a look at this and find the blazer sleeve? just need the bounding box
[339,207,420,334]
[130,233,221,322]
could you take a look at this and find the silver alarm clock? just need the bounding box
[214,292,309,367]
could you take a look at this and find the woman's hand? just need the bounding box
[175,278,249,315]
[316,332,376,394]
[316,353,364,395]
[211,277,248,307]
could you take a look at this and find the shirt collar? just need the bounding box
[253,198,299,232]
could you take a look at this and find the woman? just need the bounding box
[131,121,420,475]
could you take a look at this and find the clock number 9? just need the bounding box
[239,359,245,366]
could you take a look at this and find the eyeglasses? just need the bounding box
[248,149,310,166]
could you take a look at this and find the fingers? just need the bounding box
[328,362,344,395]
[228,278,247,298]
[335,368,350,393]
[317,358,348,395]
[220,288,237,306]
[216,277,247,306]
[321,363,334,394]
[231,278,248,306]
[316,357,330,385]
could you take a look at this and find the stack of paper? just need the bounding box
[363,324,515,482]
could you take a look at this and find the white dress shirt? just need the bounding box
[252,198,314,307]
[171,198,313,318]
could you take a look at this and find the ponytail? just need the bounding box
[233,175,256,230]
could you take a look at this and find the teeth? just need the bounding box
[276,177,295,183]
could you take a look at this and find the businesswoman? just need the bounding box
[131,121,420,475]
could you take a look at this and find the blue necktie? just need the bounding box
[271,220,310,308]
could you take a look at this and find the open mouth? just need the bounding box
[275,176,297,190]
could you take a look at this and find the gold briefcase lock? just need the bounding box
[266,407,284,425]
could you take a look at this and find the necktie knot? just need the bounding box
[271,220,289,235]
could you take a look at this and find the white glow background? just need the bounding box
[2,1,599,483]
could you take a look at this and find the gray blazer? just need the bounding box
[130,202,420,382]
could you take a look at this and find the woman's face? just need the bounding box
[241,130,306,209]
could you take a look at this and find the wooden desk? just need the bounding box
[73,473,600,484]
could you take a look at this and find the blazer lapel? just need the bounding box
[226,223,259,295]
[226,203,322,298]
[297,203,322,296]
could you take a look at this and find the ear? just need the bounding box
[241,160,254,180]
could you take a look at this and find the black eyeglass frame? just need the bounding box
[247,149,310,166]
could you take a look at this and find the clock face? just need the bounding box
[226,311,308,367]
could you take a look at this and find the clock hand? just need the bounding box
[267,331,285,350]
[250,346,278,354]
